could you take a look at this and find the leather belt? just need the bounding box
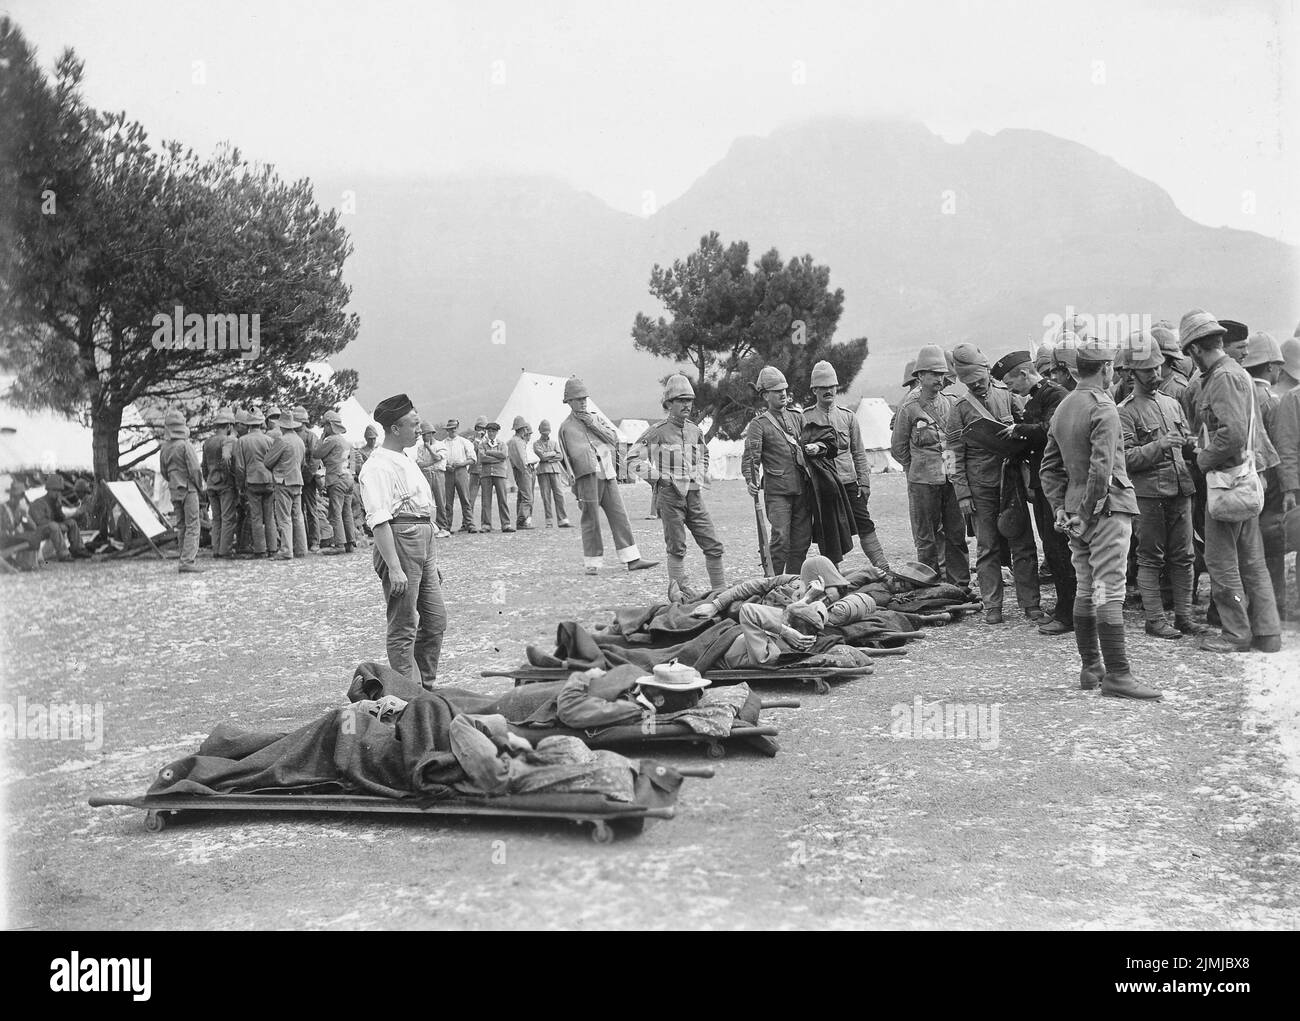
[390,515,433,524]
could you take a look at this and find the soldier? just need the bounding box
[1274,374,1300,617]
[1110,343,1135,403]
[945,344,1043,625]
[1243,331,1287,615]
[468,415,488,520]
[2,478,68,562]
[264,404,283,439]
[507,416,537,529]
[350,423,380,538]
[357,393,446,687]
[1040,334,1159,699]
[159,409,205,574]
[234,407,277,557]
[1180,309,1281,653]
[1118,332,1203,639]
[477,421,512,532]
[556,376,657,575]
[266,408,308,560]
[629,374,726,594]
[891,346,968,585]
[294,406,324,553]
[532,419,571,528]
[202,407,238,559]
[415,420,451,537]
[27,474,90,559]
[803,360,891,571]
[316,410,357,555]
[742,365,812,576]
[993,348,1074,634]
[1277,336,1300,398]
[442,418,478,533]
[1155,321,1195,405]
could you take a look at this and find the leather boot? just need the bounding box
[1144,619,1183,640]
[1251,635,1281,653]
[1101,673,1163,700]
[1174,614,1209,636]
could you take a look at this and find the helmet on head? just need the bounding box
[662,374,695,403]
[563,377,589,402]
[756,366,788,393]
[810,361,839,388]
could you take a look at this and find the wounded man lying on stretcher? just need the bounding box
[686,555,875,666]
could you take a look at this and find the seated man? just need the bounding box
[721,600,825,667]
[1,479,67,564]
[27,474,89,559]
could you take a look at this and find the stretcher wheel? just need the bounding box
[812,679,831,696]
[704,740,726,759]
[590,820,615,844]
[144,810,167,833]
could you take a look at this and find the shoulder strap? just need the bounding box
[762,410,801,450]
[961,390,1001,425]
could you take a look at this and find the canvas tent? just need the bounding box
[0,382,157,477]
[706,437,744,480]
[495,372,630,444]
[852,397,903,473]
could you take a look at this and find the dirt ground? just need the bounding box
[3,475,1298,930]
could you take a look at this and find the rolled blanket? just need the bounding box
[827,592,878,626]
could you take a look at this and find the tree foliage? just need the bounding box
[631,231,868,439]
[0,17,359,478]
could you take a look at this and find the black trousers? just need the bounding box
[1031,486,1076,625]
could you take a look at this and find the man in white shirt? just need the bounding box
[442,417,478,533]
[358,394,447,688]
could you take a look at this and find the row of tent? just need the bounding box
[493,371,903,480]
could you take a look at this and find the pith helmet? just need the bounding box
[293,405,310,423]
[1243,331,1283,368]
[1052,336,1079,372]
[663,374,695,402]
[1034,345,1055,374]
[419,419,435,434]
[810,360,839,388]
[163,409,188,439]
[902,359,917,385]
[1075,333,1119,364]
[912,345,948,377]
[474,415,488,429]
[1179,309,1225,351]
[512,415,530,431]
[212,406,235,425]
[1127,331,1166,371]
[756,366,788,392]
[264,405,282,420]
[322,410,344,428]
[563,376,589,402]
[1281,337,1300,381]
[279,410,302,429]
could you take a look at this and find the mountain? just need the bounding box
[319,119,1300,419]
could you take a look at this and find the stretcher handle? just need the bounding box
[675,766,716,779]
[860,647,907,657]
[759,699,802,709]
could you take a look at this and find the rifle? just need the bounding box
[753,490,776,577]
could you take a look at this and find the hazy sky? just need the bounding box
[9,0,1298,241]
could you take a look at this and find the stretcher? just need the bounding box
[89,765,716,844]
[508,698,801,759]
[483,664,874,696]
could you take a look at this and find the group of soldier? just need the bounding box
[889,311,1298,700]
[161,404,362,572]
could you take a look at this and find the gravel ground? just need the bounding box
[3,475,1298,930]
